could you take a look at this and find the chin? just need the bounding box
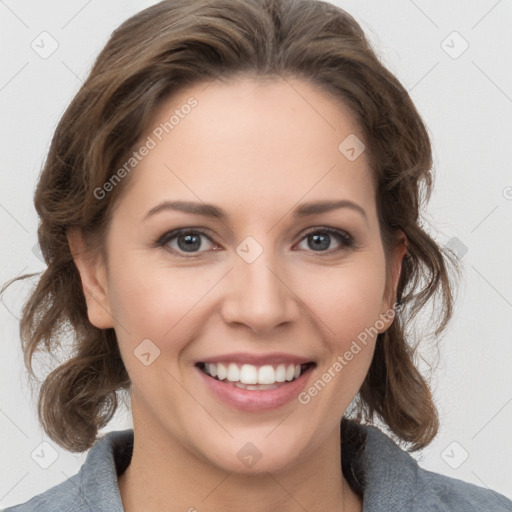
[191,428,312,475]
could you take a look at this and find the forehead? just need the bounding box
[114,76,376,224]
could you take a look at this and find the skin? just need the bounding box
[69,76,406,512]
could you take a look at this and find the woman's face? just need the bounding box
[79,76,403,473]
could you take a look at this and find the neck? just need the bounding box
[118,404,362,512]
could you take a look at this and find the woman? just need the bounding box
[4,0,511,510]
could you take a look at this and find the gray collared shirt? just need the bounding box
[4,422,511,511]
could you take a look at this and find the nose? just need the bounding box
[220,248,301,334]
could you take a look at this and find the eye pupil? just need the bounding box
[309,233,330,251]
[178,233,201,252]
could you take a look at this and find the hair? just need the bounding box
[5,0,458,453]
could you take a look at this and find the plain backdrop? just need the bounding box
[1,0,511,508]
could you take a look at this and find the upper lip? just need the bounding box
[197,352,314,366]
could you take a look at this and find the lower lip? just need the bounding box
[197,366,314,411]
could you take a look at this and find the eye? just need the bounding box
[156,226,355,258]
[296,227,354,254]
[157,228,218,256]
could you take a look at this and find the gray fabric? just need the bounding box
[4,423,511,511]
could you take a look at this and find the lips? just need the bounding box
[195,353,316,410]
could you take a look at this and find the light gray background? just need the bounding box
[1,0,511,508]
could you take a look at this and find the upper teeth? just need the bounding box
[203,362,301,385]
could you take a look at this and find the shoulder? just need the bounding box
[2,474,83,512]
[348,422,512,512]
[415,465,512,511]
[3,429,133,512]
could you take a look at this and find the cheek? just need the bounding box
[105,262,218,402]
[106,259,219,349]
[304,256,388,343]
[301,257,387,389]
[294,261,387,412]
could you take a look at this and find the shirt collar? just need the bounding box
[78,421,419,511]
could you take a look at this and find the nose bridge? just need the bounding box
[221,238,299,332]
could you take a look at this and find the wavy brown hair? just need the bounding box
[5,0,458,452]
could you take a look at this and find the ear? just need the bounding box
[378,230,407,333]
[67,228,114,329]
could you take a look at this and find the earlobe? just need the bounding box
[67,229,114,329]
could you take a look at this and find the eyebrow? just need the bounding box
[144,199,367,222]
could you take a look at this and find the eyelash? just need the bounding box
[155,226,355,259]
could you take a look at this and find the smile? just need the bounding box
[195,356,316,411]
[197,362,314,389]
